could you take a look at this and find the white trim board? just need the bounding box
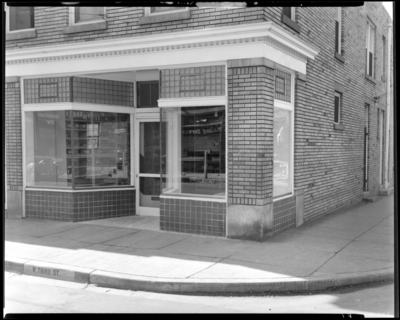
[158,96,227,108]
[6,22,319,77]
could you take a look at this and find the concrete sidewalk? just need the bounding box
[5,194,395,294]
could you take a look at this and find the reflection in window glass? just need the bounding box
[161,106,226,197]
[273,108,291,197]
[25,111,130,189]
[25,111,70,188]
[73,112,130,188]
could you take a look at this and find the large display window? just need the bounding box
[161,106,226,197]
[25,110,131,189]
[273,108,292,197]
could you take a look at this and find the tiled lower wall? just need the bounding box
[25,189,135,222]
[272,196,296,235]
[160,197,226,237]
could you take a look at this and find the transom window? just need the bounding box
[275,70,292,103]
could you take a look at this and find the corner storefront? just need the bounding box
[6,22,319,241]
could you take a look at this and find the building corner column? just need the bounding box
[226,58,275,242]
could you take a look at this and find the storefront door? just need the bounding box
[135,116,161,216]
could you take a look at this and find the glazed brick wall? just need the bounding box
[24,77,71,103]
[24,77,133,106]
[272,196,296,235]
[6,7,264,50]
[227,66,274,206]
[160,198,226,237]
[5,80,23,192]
[160,65,225,98]
[25,189,135,222]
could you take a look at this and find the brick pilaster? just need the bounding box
[226,59,275,241]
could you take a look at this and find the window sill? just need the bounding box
[281,14,301,33]
[63,21,107,34]
[335,52,345,63]
[365,74,377,85]
[6,29,37,41]
[333,123,344,131]
[138,10,191,25]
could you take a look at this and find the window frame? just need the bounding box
[145,7,189,16]
[161,105,227,200]
[6,5,35,33]
[5,5,37,40]
[282,7,296,20]
[335,7,342,55]
[139,7,191,25]
[366,20,376,78]
[382,36,387,80]
[273,68,295,200]
[68,7,106,26]
[334,91,342,124]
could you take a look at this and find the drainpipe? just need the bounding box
[384,22,392,189]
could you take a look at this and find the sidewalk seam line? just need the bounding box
[184,258,225,279]
[309,215,394,277]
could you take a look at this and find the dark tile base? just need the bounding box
[272,196,296,235]
[25,189,136,222]
[160,197,226,237]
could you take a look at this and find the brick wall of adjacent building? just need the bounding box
[289,3,392,222]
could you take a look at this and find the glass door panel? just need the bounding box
[136,119,162,215]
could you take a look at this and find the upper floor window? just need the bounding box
[69,7,105,25]
[8,6,34,32]
[366,20,375,78]
[146,7,188,16]
[335,8,342,55]
[282,7,295,20]
[334,92,342,124]
[281,7,300,33]
[382,36,387,79]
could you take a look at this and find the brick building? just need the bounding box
[5,4,394,241]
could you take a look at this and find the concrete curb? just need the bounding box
[89,268,395,294]
[5,257,394,294]
[5,258,94,284]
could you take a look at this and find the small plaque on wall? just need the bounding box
[39,83,59,98]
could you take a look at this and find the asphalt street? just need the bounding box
[4,272,395,315]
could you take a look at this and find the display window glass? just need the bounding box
[161,106,226,197]
[25,110,130,189]
[273,108,292,197]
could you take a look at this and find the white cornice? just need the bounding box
[6,22,319,66]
